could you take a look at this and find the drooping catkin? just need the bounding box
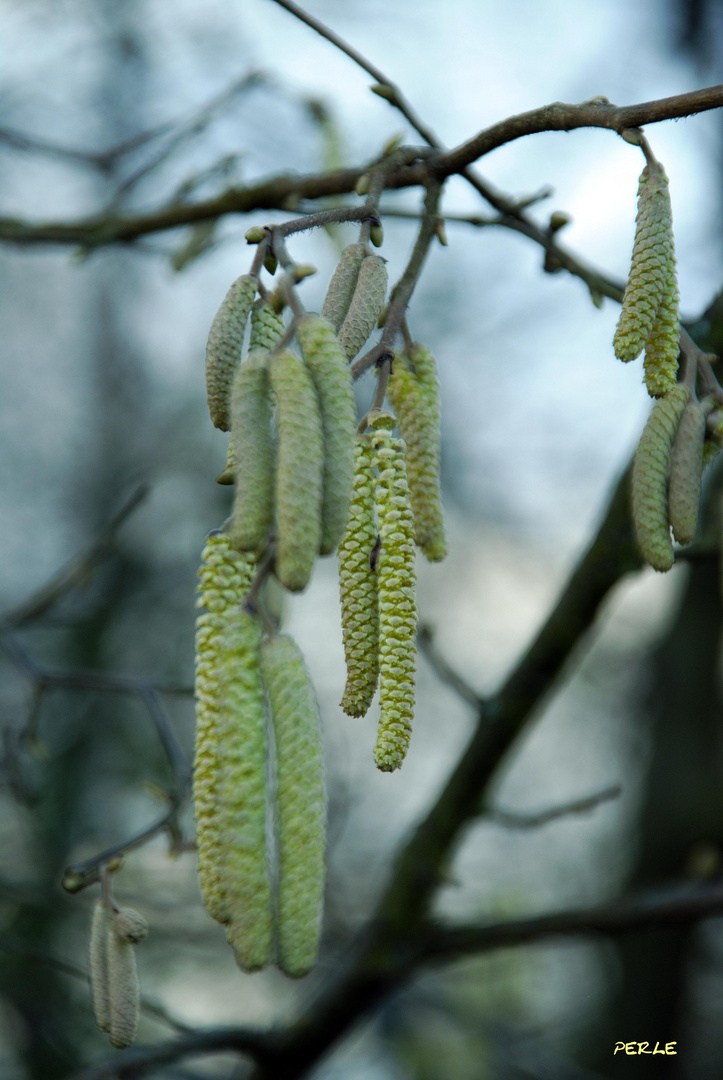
[668,397,707,545]
[261,635,325,978]
[321,242,367,332]
[642,264,680,398]
[206,273,257,431]
[296,315,357,554]
[387,348,446,561]
[113,908,149,944]
[249,297,286,352]
[89,901,113,1033]
[614,163,675,365]
[270,349,324,591]
[337,255,388,360]
[370,415,417,772]
[220,609,273,971]
[338,438,379,717]
[194,532,256,923]
[632,383,689,572]
[107,912,143,1050]
[229,349,275,552]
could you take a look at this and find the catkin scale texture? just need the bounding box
[668,398,707,545]
[337,255,388,360]
[249,297,286,352]
[296,315,357,554]
[206,274,257,431]
[107,925,141,1049]
[387,348,446,561]
[643,265,680,398]
[632,384,689,572]
[270,349,324,591]
[614,165,675,366]
[321,242,367,332]
[89,901,112,1033]
[261,635,325,978]
[370,420,417,772]
[219,610,273,971]
[338,438,379,717]
[194,533,256,923]
[229,349,275,552]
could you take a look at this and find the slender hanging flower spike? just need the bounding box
[229,349,275,553]
[89,901,113,1034]
[387,346,446,561]
[296,314,357,554]
[219,608,273,972]
[632,383,689,571]
[337,255,388,361]
[249,296,286,352]
[642,260,680,398]
[107,908,147,1049]
[321,242,367,332]
[668,396,707,545]
[205,273,257,431]
[261,634,326,978]
[270,349,324,591]
[338,437,380,717]
[369,412,417,772]
[194,532,256,924]
[614,162,676,370]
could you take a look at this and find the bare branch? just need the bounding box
[71,1027,271,1080]
[486,784,622,829]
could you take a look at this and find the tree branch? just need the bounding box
[71,1027,271,1080]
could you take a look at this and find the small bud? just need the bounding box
[244,226,266,244]
[381,132,404,157]
[369,224,384,248]
[291,263,317,283]
[263,251,278,276]
[370,83,396,101]
[62,870,85,894]
[355,174,370,196]
[621,127,643,145]
[548,211,571,233]
[434,219,448,246]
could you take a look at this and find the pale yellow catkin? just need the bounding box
[260,634,326,978]
[337,255,388,361]
[614,164,675,366]
[89,901,112,1034]
[220,609,273,971]
[321,242,367,332]
[632,383,689,572]
[296,315,357,554]
[270,349,324,591]
[229,349,275,552]
[642,262,680,398]
[387,347,446,561]
[107,916,141,1050]
[668,397,707,545]
[249,297,286,352]
[338,438,380,717]
[206,273,257,431]
[194,532,256,923]
[369,415,417,772]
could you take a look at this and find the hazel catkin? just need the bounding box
[260,634,326,978]
[337,255,388,361]
[668,396,707,545]
[89,901,113,1034]
[107,913,142,1050]
[229,349,275,552]
[205,273,257,431]
[249,297,286,352]
[321,242,367,332]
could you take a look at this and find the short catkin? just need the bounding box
[107,912,143,1050]
[338,438,380,717]
[387,348,446,561]
[668,397,707,545]
[632,383,689,572]
[321,242,367,332]
[219,609,273,971]
[296,315,357,554]
[206,273,257,431]
[614,163,675,367]
[337,255,388,361]
[270,349,324,591]
[260,635,326,978]
[249,297,286,352]
[89,901,113,1033]
[194,532,256,923]
[370,414,417,772]
[229,349,275,552]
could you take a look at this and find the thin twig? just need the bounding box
[486,784,622,829]
[71,1027,271,1080]
[417,625,481,708]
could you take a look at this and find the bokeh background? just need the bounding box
[2,0,723,1077]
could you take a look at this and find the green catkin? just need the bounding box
[632,383,689,572]
[270,349,324,591]
[107,916,141,1050]
[219,609,273,971]
[229,349,275,552]
[206,273,257,431]
[296,315,357,554]
[215,434,236,485]
[249,297,286,352]
[642,262,680,398]
[321,242,367,332]
[614,163,675,366]
[261,635,325,978]
[338,438,380,717]
[668,397,707,545]
[89,901,112,1033]
[370,415,417,772]
[387,348,447,561]
[337,255,388,361]
[194,533,256,923]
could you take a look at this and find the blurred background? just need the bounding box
[2,0,723,1076]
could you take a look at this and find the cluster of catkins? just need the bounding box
[194,236,446,972]
[89,903,148,1048]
